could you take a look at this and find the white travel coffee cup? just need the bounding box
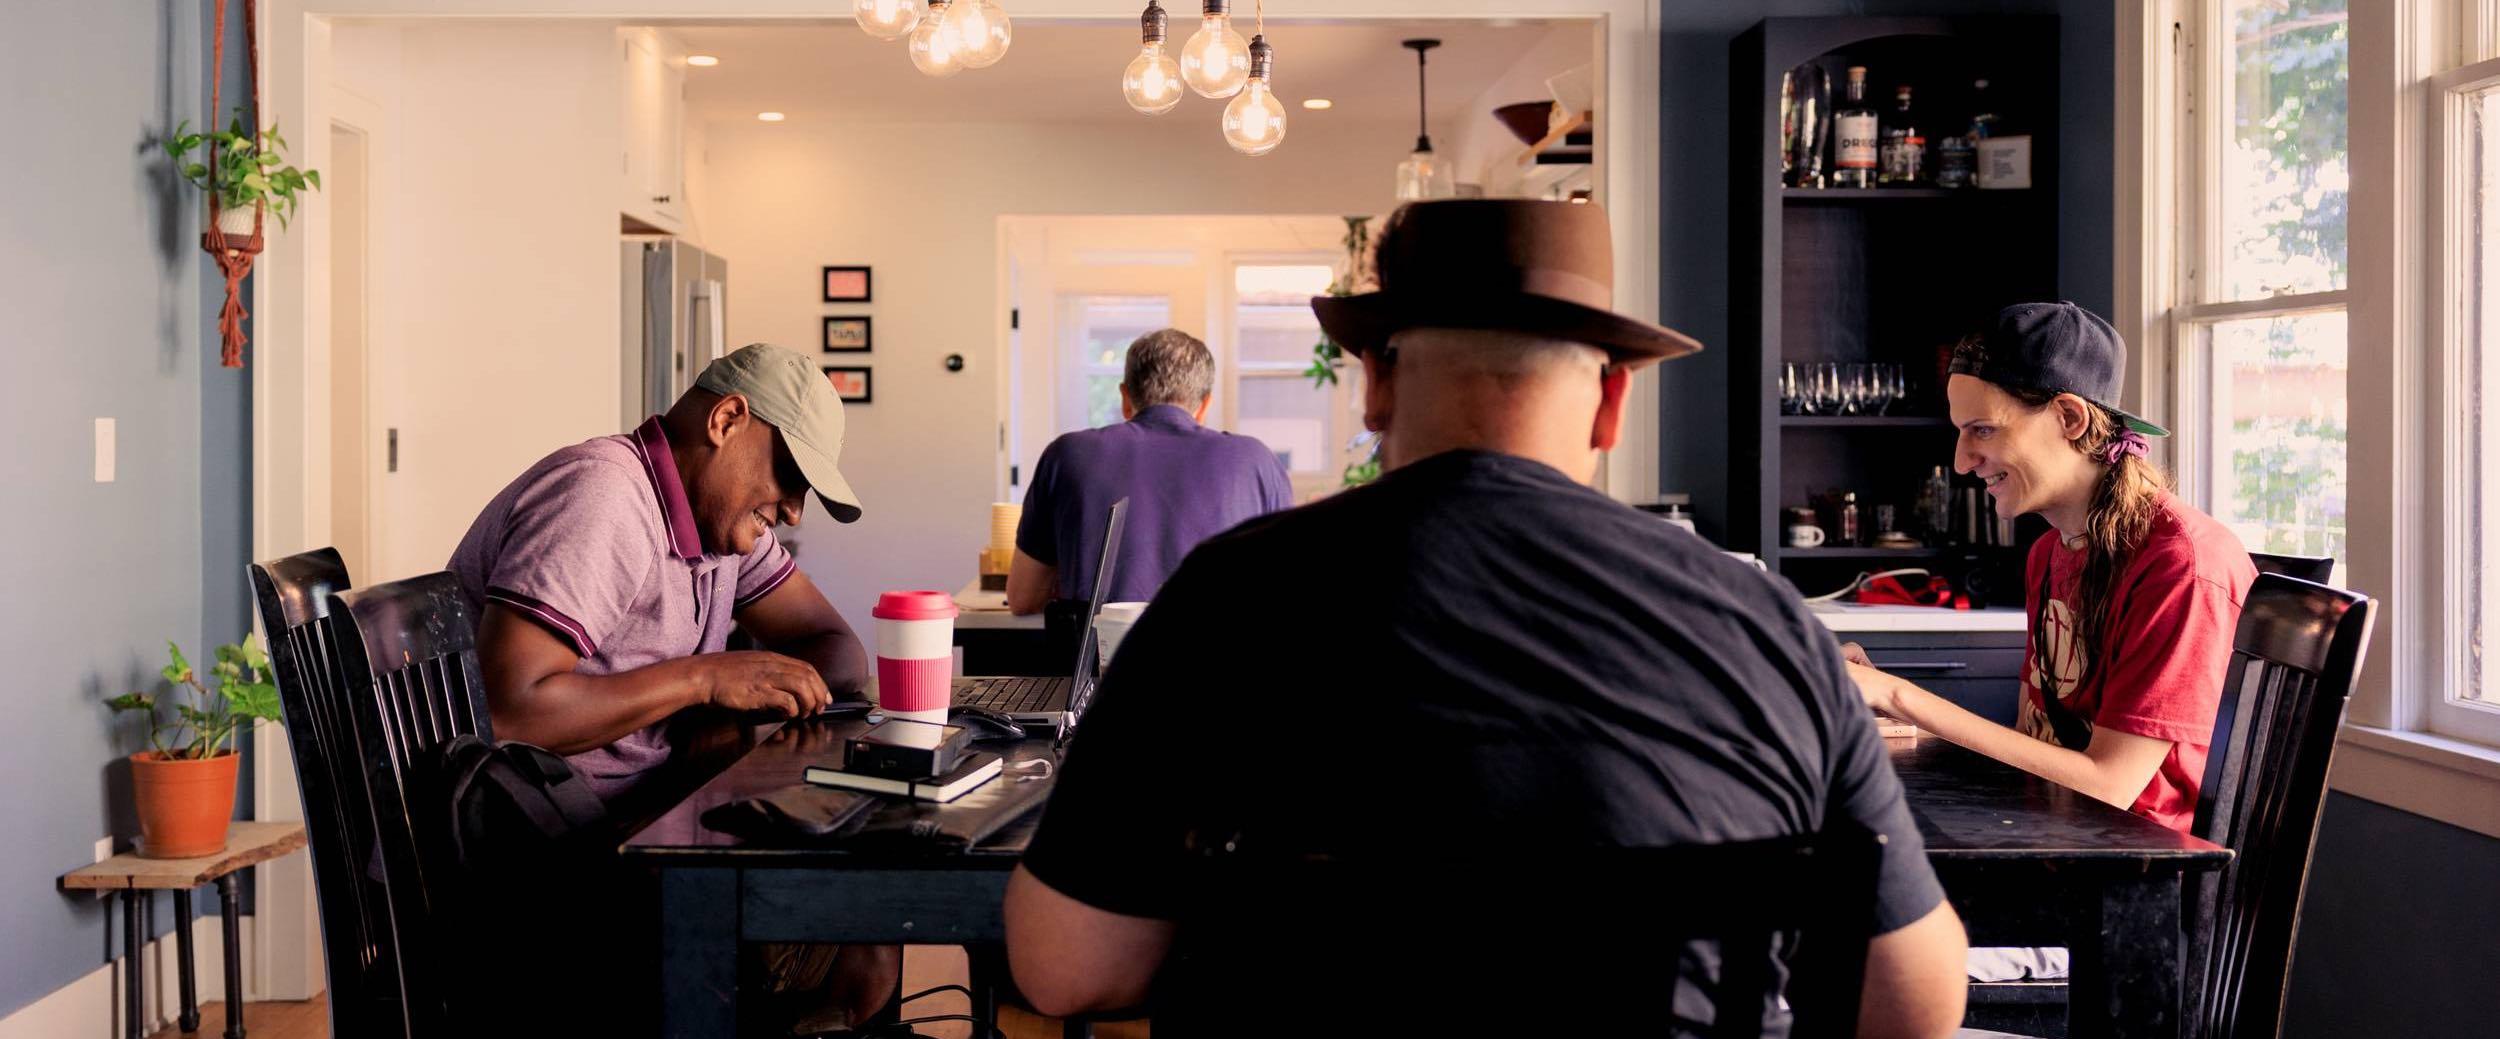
[1093,602,1149,674]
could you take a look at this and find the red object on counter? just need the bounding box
[1856,571,1969,609]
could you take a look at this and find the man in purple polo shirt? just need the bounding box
[1006,328,1293,614]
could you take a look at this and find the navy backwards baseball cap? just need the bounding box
[1949,301,2168,437]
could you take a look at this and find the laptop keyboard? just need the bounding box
[959,676,1060,713]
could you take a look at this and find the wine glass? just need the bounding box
[1811,363,1843,415]
[1780,362,1805,415]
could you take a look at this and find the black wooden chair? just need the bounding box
[323,570,494,1037]
[1964,574,2375,1039]
[250,548,421,1039]
[1150,829,1882,1038]
[2184,573,2374,1039]
[2249,552,2336,585]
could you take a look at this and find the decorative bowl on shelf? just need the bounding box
[1494,101,1558,146]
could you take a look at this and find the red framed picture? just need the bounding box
[822,266,872,303]
[822,365,872,404]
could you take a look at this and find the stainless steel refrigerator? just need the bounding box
[622,238,729,425]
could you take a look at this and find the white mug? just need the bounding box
[1786,524,1827,548]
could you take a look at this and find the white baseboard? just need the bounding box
[0,913,265,1039]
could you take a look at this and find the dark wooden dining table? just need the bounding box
[622,719,2228,1039]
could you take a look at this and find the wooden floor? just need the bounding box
[143,999,328,1039]
[142,949,1146,1039]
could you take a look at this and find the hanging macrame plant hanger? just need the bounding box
[202,0,263,368]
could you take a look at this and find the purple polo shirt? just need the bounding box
[447,417,796,801]
[1016,404,1293,603]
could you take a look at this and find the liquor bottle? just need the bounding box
[1879,84,1926,186]
[1831,66,1878,189]
[1919,466,1953,545]
[1968,77,1999,140]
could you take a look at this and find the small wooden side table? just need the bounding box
[59,822,310,1039]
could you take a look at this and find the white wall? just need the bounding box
[699,116,1413,620]
[1448,22,1599,197]
[332,22,626,582]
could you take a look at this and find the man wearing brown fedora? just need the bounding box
[1001,201,1968,1035]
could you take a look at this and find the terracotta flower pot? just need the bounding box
[129,751,240,859]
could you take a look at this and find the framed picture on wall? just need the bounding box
[823,365,872,404]
[822,266,872,303]
[823,316,873,352]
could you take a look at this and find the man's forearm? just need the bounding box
[493,657,710,755]
[772,630,871,699]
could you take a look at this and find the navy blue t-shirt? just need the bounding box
[1015,404,1293,604]
[1021,450,1945,1027]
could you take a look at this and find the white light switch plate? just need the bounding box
[93,418,115,483]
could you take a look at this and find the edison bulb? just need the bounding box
[957,0,1011,68]
[1179,4,1248,98]
[1221,41,1286,156]
[908,0,967,77]
[1123,43,1183,114]
[853,0,923,40]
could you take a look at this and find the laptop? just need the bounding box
[953,498,1128,737]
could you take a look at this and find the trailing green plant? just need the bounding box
[106,636,283,761]
[1304,215,1373,388]
[165,109,321,230]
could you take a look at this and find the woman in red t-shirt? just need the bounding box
[1846,303,2257,835]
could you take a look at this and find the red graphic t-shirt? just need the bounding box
[2017,492,2257,833]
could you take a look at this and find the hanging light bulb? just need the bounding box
[1123,1,1183,114]
[957,0,1012,68]
[908,0,967,77]
[1179,0,1249,99]
[853,0,923,41]
[1394,39,1456,200]
[1222,34,1286,155]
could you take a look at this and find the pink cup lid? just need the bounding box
[872,590,959,621]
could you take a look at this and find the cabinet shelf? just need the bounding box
[1779,546,1952,560]
[1780,187,2033,202]
[1779,416,1953,429]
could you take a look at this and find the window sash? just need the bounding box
[2426,53,2500,744]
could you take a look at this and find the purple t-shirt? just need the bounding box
[447,417,796,801]
[1016,404,1293,604]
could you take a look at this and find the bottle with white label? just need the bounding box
[1831,66,1878,188]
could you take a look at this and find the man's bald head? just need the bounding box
[1360,328,1628,485]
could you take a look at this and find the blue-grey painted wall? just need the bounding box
[0,0,254,1020]
[1654,0,2114,543]
[2283,792,2500,1037]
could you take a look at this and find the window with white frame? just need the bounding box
[2432,45,2500,738]
[1227,261,1354,481]
[1057,295,1174,432]
[2176,0,2351,567]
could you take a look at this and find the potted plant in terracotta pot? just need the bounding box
[164,109,320,237]
[106,637,284,859]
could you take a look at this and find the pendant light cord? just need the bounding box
[1415,48,1429,148]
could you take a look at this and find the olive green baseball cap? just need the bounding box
[695,344,864,523]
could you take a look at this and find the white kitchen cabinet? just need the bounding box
[620,28,686,231]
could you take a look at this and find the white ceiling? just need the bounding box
[671,19,1572,126]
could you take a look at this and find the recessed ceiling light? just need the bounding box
[756,111,786,122]
[1302,98,1333,110]
[686,54,720,67]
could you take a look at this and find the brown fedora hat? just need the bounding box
[1312,199,1702,368]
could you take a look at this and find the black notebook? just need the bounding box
[803,752,1003,803]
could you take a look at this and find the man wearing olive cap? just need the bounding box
[447,342,891,1030]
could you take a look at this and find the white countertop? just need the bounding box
[1809,604,2027,632]
[953,581,1041,630]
